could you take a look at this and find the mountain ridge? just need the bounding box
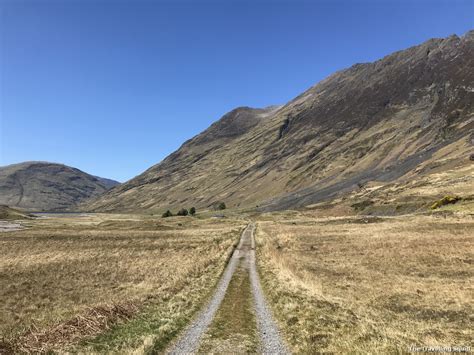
[86,31,474,212]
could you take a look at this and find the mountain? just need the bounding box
[93,176,121,190]
[0,162,120,211]
[86,31,474,213]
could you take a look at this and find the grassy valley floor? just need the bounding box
[255,209,473,353]
[0,213,245,353]
[1,184,472,354]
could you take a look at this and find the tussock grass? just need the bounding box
[0,213,245,353]
[256,214,473,353]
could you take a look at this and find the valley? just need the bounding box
[0,29,473,354]
[1,184,472,353]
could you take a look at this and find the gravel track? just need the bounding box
[167,223,289,354]
[248,224,290,354]
[167,225,247,354]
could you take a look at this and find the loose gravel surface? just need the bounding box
[167,226,246,354]
[167,223,289,354]
[248,224,289,354]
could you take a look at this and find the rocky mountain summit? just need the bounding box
[87,31,474,212]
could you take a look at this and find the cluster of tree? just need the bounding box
[162,207,196,218]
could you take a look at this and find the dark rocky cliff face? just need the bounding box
[289,32,473,133]
[86,31,474,212]
[264,32,473,158]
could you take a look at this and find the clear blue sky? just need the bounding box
[1,0,472,182]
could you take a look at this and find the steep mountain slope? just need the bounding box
[93,176,121,190]
[87,31,474,213]
[0,162,120,211]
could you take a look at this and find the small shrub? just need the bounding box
[213,202,226,210]
[189,207,196,216]
[351,200,374,211]
[430,196,461,210]
[162,210,173,218]
[177,208,188,216]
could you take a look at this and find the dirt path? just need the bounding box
[167,223,288,354]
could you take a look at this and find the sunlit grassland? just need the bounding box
[256,211,473,353]
[0,213,245,353]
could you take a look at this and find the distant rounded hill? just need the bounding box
[0,162,120,211]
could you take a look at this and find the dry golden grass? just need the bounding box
[341,160,474,216]
[0,213,245,353]
[256,213,473,353]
